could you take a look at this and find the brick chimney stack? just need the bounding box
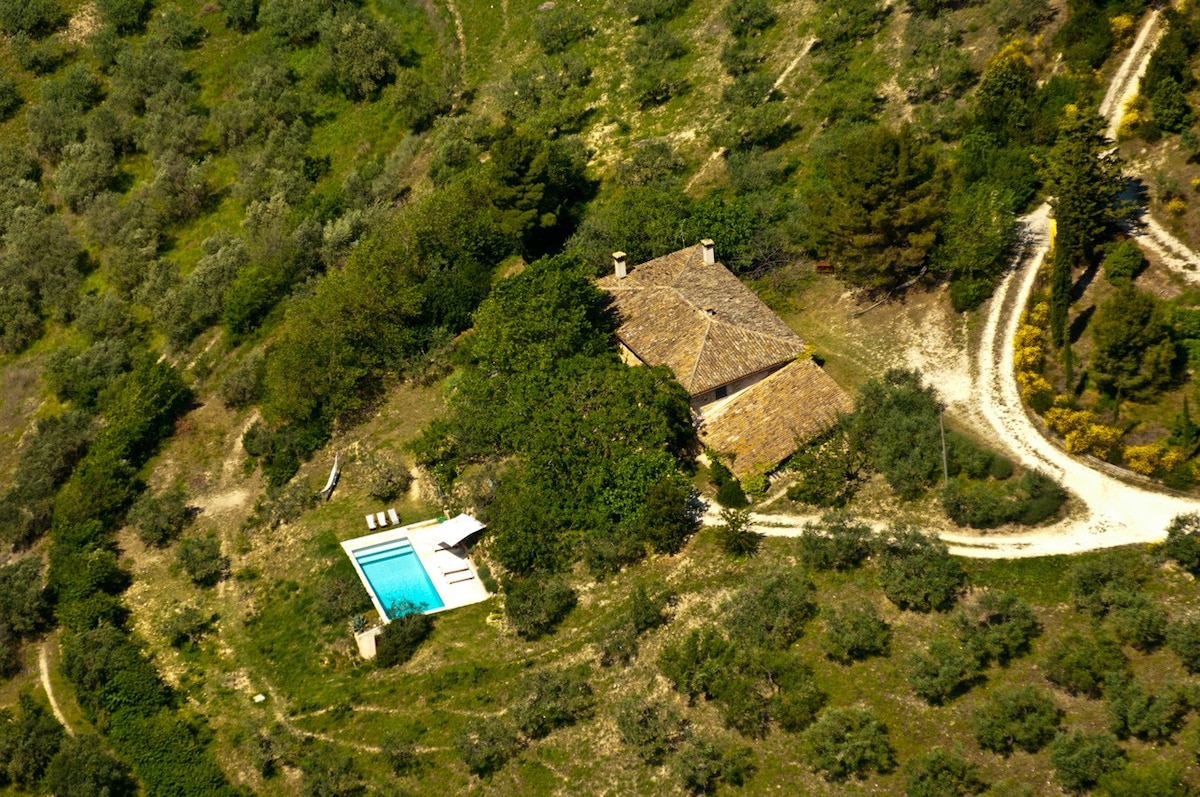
[701,239,715,265]
[613,251,627,279]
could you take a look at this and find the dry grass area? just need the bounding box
[0,360,49,487]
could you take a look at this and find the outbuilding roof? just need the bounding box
[698,358,854,478]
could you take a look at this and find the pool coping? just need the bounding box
[341,518,491,625]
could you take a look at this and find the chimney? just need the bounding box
[613,251,627,279]
[701,239,715,265]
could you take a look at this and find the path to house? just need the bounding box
[703,9,1200,558]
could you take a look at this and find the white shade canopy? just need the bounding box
[439,513,485,547]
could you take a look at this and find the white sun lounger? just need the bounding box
[366,514,377,530]
[388,508,400,525]
[441,561,470,576]
[447,571,476,584]
[376,511,388,528]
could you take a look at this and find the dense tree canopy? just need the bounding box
[809,123,947,292]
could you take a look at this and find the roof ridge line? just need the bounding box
[686,316,718,388]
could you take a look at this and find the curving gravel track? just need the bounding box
[706,10,1200,557]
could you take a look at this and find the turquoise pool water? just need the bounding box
[354,537,444,617]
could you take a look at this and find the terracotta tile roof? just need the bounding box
[598,245,806,395]
[699,358,854,479]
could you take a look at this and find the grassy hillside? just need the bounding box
[4,0,1200,794]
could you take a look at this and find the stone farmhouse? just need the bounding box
[598,240,853,479]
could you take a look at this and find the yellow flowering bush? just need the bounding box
[1110,15,1135,49]
[1123,445,1186,477]
[1014,325,1045,371]
[1191,177,1200,192]
[1117,105,1142,140]
[1167,197,1188,216]
[1016,372,1053,407]
[1123,444,1163,475]
[1044,407,1123,458]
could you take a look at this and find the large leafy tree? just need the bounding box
[852,368,943,499]
[414,255,695,575]
[810,123,947,292]
[1090,286,1177,401]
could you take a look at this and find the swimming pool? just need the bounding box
[353,537,444,618]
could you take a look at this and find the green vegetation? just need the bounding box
[0,0,1197,793]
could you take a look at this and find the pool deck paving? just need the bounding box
[342,516,491,642]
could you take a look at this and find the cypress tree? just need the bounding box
[1043,107,1127,347]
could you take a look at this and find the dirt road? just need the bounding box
[709,11,1200,557]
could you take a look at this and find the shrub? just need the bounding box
[98,0,151,34]
[532,6,591,54]
[802,707,893,782]
[722,0,776,38]
[359,449,412,502]
[0,0,62,37]
[629,582,670,634]
[1105,673,1189,742]
[159,604,215,649]
[989,456,1014,480]
[0,74,20,122]
[218,351,265,409]
[0,558,49,637]
[635,477,699,555]
[455,718,520,778]
[1101,240,1147,286]
[724,568,816,650]
[876,525,966,612]
[1013,469,1067,525]
[0,692,65,789]
[785,422,864,508]
[954,591,1040,666]
[797,512,872,571]
[822,601,891,663]
[1110,594,1167,652]
[1166,616,1200,673]
[599,621,639,667]
[320,11,400,101]
[1068,555,1140,618]
[907,639,982,705]
[627,0,692,24]
[657,627,730,702]
[1098,761,1192,797]
[767,655,827,733]
[1049,730,1125,794]
[949,277,996,313]
[1162,513,1200,574]
[1043,631,1128,698]
[218,0,257,32]
[504,576,576,640]
[375,603,434,668]
[941,478,1011,529]
[715,508,762,558]
[902,747,987,797]
[715,479,749,508]
[175,535,225,587]
[615,696,685,764]
[127,486,192,547]
[43,733,135,797]
[972,685,1060,755]
[708,457,733,487]
[674,736,755,794]
[511,667,594,739]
